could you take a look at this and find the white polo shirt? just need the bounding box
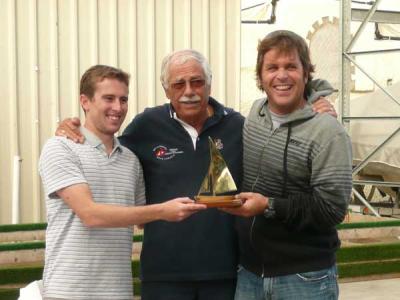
[39,127,145,300]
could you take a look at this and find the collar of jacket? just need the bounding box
[256,98,317,128]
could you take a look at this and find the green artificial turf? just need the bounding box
[133,235,143,242]
[0,236,143,252]
[0,260,141,285]
[133,278,141,296]
[337,243,400,263]
[338,259,400,278]
[1,221,400,293]
[0,223,47,233]
[0,265,43,285]
[3,219,400,234]
[3,243,399,284]
[0,241,45,252]
[132,260,140,277]
[337,220,400,230]
[0,254,399,296]
[0,288,19,300]
[0,263,143,298]
[1,218,399,232]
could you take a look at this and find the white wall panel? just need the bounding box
[0,0,18,223]
[137,0,156,111]
[154,0,173,107]
[0,0,241,224]
[226,0,241,110]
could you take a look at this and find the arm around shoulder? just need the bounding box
[309,130,353,227]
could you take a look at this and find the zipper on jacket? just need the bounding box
[249,127,280,279]
[249,216,257,254]
[249,122,286,278]
[249,216,265,277]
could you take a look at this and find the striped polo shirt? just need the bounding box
[39,127,145,300]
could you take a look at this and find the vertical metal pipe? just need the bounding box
[29,0,41,222]
[129,0,138,116]
[12,156,22,224]
[50,0,61,128]
[111,0,118,66]
[94,0,99,64]
[71,0,80,117]
[227,0,241,111]
[339,0,352,126]
[144,0,156,107]
[202,0,210,59]
[8,0,21,224]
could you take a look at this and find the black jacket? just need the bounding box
[119,97,244,281]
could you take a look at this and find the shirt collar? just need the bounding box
[80,126,122,154]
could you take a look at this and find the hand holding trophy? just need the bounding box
[195,137,243,208]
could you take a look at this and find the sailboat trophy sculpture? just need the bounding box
[195,137,243,208]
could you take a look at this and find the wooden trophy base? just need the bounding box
[195,195,242,208]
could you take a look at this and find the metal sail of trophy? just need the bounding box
[195,137,242,207]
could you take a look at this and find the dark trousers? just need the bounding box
[141,279,236,300]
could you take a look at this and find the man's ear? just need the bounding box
[206,83,211,98]
[80,94,90,113]
[304,73,309,85]
[164,87,171,100]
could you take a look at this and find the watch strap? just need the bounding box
[263,197,276,218]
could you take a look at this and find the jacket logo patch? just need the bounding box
[289,138,301,146]
[213,138,224,150]
[153,145,184,160]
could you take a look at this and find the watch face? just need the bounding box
[264,197,275,218]
[268,197,275,210]
[264,209,276,219]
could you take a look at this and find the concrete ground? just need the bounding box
[339,275,400,300]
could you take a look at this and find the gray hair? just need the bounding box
[160,49,212,89]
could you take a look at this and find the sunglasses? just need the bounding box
[170,79,206,90]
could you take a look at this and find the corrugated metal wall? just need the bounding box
[0,0,241,224]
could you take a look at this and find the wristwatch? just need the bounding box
[263,197,276,218]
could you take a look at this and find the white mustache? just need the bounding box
[178,95,201,103]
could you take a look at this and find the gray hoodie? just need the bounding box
[237,80,353,277]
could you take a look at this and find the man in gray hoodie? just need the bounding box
[222,30,352,300]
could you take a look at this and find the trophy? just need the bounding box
[195,137,242,208]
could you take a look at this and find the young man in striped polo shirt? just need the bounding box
[39,65,206,300]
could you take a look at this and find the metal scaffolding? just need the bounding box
[340,0,400,217]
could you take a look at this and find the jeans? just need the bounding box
[235,265,338,300]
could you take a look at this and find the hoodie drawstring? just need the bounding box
[282,124,291,198]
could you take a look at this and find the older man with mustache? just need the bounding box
[119,50,244,299]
